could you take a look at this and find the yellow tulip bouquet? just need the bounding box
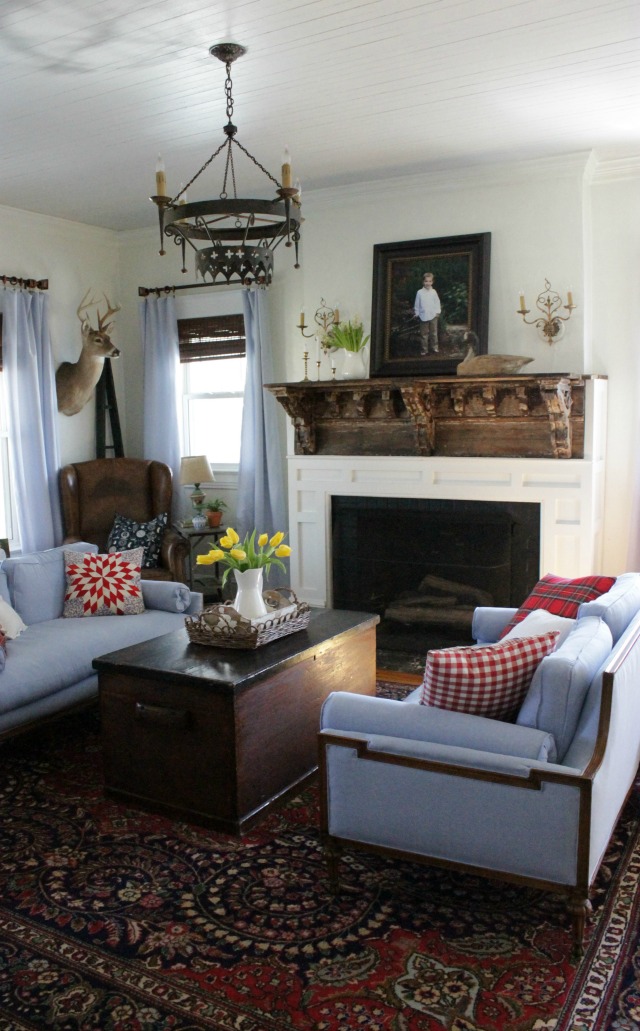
[196,528,292,587]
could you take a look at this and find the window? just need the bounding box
[178,314,246,469]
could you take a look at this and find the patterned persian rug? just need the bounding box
[0,687,639,1030]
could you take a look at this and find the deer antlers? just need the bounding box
[56,289,122,416]
[76,289,121,334]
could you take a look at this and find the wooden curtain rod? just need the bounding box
[0,275,48,290]
[138,281,226,297]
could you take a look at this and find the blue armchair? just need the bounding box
[319,575,640,955]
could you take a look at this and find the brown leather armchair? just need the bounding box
[59,458,188,583]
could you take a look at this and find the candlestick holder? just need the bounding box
[517,279,576,344]
[297,298,340,348]
[149,194,173,255]
[302,351,310,382]
[316,360,321,381]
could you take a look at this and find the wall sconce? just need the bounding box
[517,279,576,344]
[296,298,340,380]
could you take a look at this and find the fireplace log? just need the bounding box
[384,603,475,630]
[384,573,493,633]
[393,593,458,608]
[417,574,493,607]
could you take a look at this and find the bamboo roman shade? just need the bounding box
[178,314,245,363]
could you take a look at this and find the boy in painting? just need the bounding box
[414,272,441,354]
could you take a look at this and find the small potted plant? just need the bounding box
[322,314,370,380]
[205,498,227,528]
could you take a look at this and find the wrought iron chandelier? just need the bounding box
[150,43,301,287]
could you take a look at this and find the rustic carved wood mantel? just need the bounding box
[266,375,594,459]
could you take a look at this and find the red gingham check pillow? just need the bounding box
[420,631,560,721]
[499,573,616,638]
[63,548,145,618]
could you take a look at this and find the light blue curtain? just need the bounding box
[3,288,62,552]
[237,289,288,579]
[140,294,182,518]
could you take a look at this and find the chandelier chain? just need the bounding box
[153,41,301,286]
[221,143,237,201]
[232,138,281,190]
[169,138,229,205]
[225,60,234,122]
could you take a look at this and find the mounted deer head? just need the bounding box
[56,290,121,416]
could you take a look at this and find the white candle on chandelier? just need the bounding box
[155,155,167,197]
[518,291,526,312]
[281,147,292,189]
[567,287,574,307]
[298,311,305,328]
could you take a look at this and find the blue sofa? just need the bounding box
[319,573,640,955]
[0,542,202,741]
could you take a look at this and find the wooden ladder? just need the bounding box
[95,359,124,458]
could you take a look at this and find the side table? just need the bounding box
[173,523,223,599]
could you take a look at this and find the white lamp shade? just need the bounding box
[179,455,214,486]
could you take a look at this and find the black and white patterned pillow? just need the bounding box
[107,512,168,568]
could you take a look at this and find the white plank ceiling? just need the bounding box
[0,0,638,231]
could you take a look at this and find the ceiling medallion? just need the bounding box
[150,43,301,287]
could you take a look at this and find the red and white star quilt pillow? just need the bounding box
[63,548,145,618]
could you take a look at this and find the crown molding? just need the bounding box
[0,201,118,243]
[588,153,640,184]
[304,152,593,203]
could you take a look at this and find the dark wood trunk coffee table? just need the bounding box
[94,609,379,833]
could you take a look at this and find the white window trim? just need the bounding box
[175,291,245,479]
[180,366,245,474]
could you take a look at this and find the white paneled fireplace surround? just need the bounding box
[286,379,607,613]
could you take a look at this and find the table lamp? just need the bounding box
[179,455,214,514]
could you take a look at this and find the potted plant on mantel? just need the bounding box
[205,498,228,528]
[323,314,370,380]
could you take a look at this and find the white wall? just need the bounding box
[115,230,245,462]
[287,154,588,382]
[590,169,640,570]
[0,204,119,466]
[274,152,638,574]
[116,230,293,523]
[2,149,638,574]
[116,152,639,574]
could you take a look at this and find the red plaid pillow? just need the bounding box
[63,549,145,618]
[499,573,616,638]
[420,632,559,720]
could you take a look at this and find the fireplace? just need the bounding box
[282,378,607,670]
[331,495,540,661]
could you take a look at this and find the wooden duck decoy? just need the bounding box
[456,334,533,376]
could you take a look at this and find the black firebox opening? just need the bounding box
[331,496,540,669]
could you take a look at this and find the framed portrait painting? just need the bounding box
[370,232,491,377]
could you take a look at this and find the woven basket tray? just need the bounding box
[185,588,311,649]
